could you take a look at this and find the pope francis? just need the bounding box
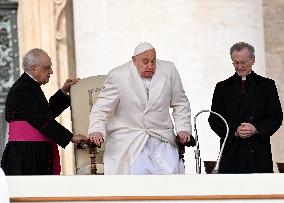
[88,42,192,175]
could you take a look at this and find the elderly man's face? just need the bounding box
[231,48,255,77]
[31,53,53,85]
[133,49,156,78]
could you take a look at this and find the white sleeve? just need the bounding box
[170,64,192,134]
[88,75,119,136]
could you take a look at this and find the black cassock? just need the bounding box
[209,72,283,173]
[1,73,73,175]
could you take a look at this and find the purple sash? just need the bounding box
[8,121,61,175]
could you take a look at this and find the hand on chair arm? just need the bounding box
[177,131,191,144]
[89,132,104,147]
[71,134,88,143]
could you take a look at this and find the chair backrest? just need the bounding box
[70,75,107,175]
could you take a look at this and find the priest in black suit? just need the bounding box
[1,48,87,175]
[209,42,283,173]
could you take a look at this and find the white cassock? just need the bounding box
[88,59,192,174]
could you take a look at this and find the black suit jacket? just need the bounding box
[209,72,283,173]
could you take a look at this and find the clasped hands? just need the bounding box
[235,122,258,138]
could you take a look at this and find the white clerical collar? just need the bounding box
[241,71,252,81]
[25,71,40,83]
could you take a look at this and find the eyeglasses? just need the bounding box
[36,64,53,71]
[232,60,251,67]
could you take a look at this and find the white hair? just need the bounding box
[22,48,47,71]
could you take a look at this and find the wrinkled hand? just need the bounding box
[177,131,190,144]
[71,134,88,143]
[61,78,80,94]
[236,122,258,139]
[89,132,104,147]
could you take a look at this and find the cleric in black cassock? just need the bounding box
[1,48,87,175]
[209,42,283,173]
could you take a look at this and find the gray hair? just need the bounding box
[22,48,47,71]
[230,42,255,59]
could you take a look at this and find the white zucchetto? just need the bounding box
[134,42,154,56]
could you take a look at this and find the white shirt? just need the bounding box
[142,78,151,99]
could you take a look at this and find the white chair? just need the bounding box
[70,75,106,175]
